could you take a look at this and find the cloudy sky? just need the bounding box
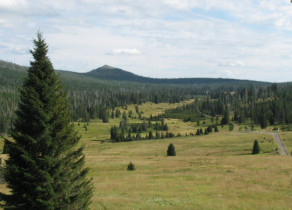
[0,0,292,82]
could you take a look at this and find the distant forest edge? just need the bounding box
[1,59,292,134]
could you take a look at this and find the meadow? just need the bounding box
[1,101,292,209]
[78,102,292,209]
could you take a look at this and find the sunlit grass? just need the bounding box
[83,132,291,209]
[1,101,292,209]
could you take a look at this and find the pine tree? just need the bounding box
[167,143,176,156]
[252,140,260,154]
[0,32,93,209]
[148,131,153,139]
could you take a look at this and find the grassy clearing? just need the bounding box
[75,100,291,209]
[279,132,292,156]
[1,101,292,209]
[84,132,291,209]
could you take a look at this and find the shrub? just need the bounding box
[127,161,135,171]
[167,143,176,156]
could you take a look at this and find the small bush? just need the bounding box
[127,161,135,171]
[167,143,176,156]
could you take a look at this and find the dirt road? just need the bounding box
[261,132,288,156]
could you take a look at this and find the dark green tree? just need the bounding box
[148,131,154,139]
[167,143,176,156]
[196,129,200,136]
[2,139,10,154]
[127,161,135,171]
[221,109,229,125]
[252,140,260,154]
[155,131,160,139]
[259,110,268,129]
[214,125,219,132]
[0,33,93,209]
[0,114,8,134]
[221,105,229,125]
[102,112,109,123]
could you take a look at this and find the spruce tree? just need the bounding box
[0,32,93,209]
[167,143,176,156]
[252,140,260,154]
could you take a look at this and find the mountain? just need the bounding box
[85,65,262,85]
[0,60,267,86]
[0,59,289,132]
[85,65,140,82]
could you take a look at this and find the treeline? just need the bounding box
[0,60,283,135]
[165,83,292,129]
[1,60,266,134]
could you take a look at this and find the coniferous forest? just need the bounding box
[1,57,292,135]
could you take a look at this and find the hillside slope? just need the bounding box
[85,65,261,85]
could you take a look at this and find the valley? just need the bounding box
[73,102,292,209]
[1,61,292,209]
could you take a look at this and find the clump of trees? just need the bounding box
[110,117,173,142]
[196,125,219,136]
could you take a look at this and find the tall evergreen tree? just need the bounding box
[252,140,260,154]
[221,108,229,125]
[0,33,92,209]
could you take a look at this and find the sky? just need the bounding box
[0,0,292,82]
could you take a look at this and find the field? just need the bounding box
[78,102,292,209]
[1,101,292,209]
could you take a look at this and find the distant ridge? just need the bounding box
[85,65,259,85]
[0,59,270,86]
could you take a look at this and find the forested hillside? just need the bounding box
[86,65,263,85]
[0,59,287,135]
[163,84,292,130]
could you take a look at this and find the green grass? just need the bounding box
[1,101,292,209]
[74,101,291,209]
[83,132,291,209]
[279,132,292,156]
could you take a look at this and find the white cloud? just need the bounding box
[218,60,245,67]
[0,0,26,9]
[1,0,292,82]
[112,48,141,55]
